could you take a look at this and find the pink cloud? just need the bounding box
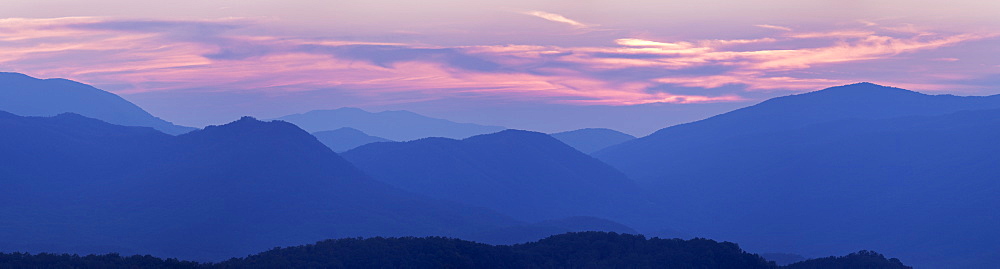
[0,17,996,108]
[755,24,793,31]
[521,10,591,28]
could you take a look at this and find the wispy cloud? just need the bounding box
[755,24,793,31]
[0,17,995,107]
[787,30,876,39]
[521,11,590,28]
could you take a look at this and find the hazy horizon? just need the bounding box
[2,0,998,134]
[2,2,1000,266]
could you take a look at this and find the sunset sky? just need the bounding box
[2,0,998,135]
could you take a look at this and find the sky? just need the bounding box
[1,0,998,135]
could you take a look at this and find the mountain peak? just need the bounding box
[312,127,393,152]
[489,129,545,137]
[0,72,34,80]
[189,116,307,140]
[550,128,636,154]
[465,129,552,142]
[330,126,367,134]
[315,107,369,114]
[275,108,505,141]
[807,82,923,98]
[0,72,195,135]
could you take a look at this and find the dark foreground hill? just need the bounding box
[0,72,194,134]
[0,111,522,261]
[595,83,1000,268]
[343,130,647,223]
[0,232,913,269]
[464,216,639,245]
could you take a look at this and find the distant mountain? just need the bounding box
[595,83,1000,269]
[598,82,1000,182]
[1,232,913,268]
[0,72,194,135]
[275,107,505,141]
[312,127,393,152]
[0,112,523,261]
[550,128,636,153]
[342,129,647,223]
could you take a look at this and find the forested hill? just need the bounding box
[0,232,911,269]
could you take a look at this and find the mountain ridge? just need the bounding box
[275,107,505,141]
[312,127,393,152]
[0,111,525,261]
[593,83,1000,268]
[0,72,195,135]
[343,129,648,224]
[597,82,1000,181]
[550,128,636,154]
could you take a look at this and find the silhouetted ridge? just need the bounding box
[175,116,363,176]
[594,83,1000,268]
[464,129,557,144]
[598,82,1000,180]
[808,82,920,96]
[0,112,524,261]
[224,232,781,268]
[181,116,327,151]
[274,107,505,141]
[312,127,393,152]
[343,129,647,226]
[784,250,912,269]
[644,83,933,138]
[550,128,636,153]
[465,216,640,245]
[0,72,194,134]
[0,233,915,268]
[188,116,304,138]
[0,111,168,142]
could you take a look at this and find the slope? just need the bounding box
[550,128,636,154]
[312,127,393,152]
[274,107,505,141]
[0,72,194,135]
[342,130,647,223]
[599,95,1000,268]
[0,112,520,261]
[598,82,1000,183]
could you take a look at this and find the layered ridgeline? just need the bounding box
[550,128,636,154]
[0,112,531,261]
[0,72,194,135]
[312,127,393,152]
[0,232,914,268]
[596,83,1000,269]
[275,107,505,141]
[342,130,649,225]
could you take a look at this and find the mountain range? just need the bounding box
[2,72,997,268]
[0,72,194,135]
[550,128,636,154]
[312,127,393,152]
[274,107,505,141]
[342,129,647,223]
[595,82,1000,268]
[0,112,521,261]
[0,110,646,261]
